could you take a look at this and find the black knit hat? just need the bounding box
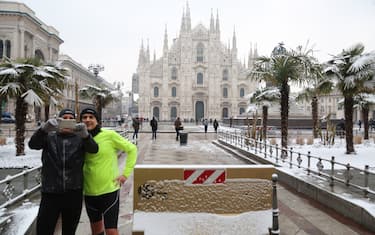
[58,108,75,118]
[80,108,99,121]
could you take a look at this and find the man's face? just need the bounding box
[81,114,98,131]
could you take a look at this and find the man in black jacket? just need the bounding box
[29,108,98,235]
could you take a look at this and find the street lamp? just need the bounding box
[88,64,104,77]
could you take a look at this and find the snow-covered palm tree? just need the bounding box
[0,58,65,155]
[324,43,375,153]
[79,85,120,122]
[249,87,280,140]
[249,43,318,153]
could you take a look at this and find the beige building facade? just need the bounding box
[135,4,259,121]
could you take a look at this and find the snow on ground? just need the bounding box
[133,210,272,235]
[1,129,375,235]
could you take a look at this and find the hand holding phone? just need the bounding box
[58,119,76,129]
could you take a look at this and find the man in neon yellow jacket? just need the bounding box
[80,108,137,235]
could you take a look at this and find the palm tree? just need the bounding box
[0,58,66,155]
[249,43,318,154]
[354,93,375,140]
[79,85,120,122]
[249,87,280,140]
[324,43,375,154]
[296,75,333,138]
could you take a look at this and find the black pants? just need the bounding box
[152,130,157,139]
[37,190,83,235]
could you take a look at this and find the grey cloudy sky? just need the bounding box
[19,0,375,91]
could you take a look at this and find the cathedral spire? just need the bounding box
[146,39,150,63]
[216,10,220,36]
[232,27,237,51]
[163,24,168,55]
[248,42,253,68]
[254,43,258,58]
[185,1,191,31]
[153,50,156,63]
[138,40,145,66]
[210,9,215,33]
[180,7,186,34]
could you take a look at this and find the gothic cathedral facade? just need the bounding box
[135,4,259,121]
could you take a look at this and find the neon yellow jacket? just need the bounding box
[83,129,137,196]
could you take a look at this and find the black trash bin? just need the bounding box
[180,132,188,145]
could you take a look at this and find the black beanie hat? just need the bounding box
[59,108,75,118]
[80,108,99,121]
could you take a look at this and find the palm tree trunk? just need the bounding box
[311,97,319,138]
[262,105,268,140]
[362,105,369,140]
[0,96,3,124]
[44,102,50,121]
[95,96,103,124]
[15,97,27,156]
[280,83,289,157]
[344,96,355,154]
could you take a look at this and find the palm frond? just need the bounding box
[21,89,44,106]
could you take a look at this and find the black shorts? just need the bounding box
[84,190,120,229]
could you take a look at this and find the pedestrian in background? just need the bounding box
[80,108,137,235]
[213,119,219,133]
[174,117,182,141]
[132,116,140,140]
[150,116,158,140]
[29,108,98,235]
[203,118,208,133]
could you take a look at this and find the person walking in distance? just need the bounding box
[203,118,208,133]
[132,116,140,141]
[80,108,137,235]
[28,108,98,235]
[174,117,182,141]
[150,116,158,140]
[213,119,219,133]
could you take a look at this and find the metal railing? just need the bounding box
[0,166,41,209]
[218,130,375,198]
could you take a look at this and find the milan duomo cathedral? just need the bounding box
[135,3,259,121]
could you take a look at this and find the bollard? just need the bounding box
[269,173,280,235]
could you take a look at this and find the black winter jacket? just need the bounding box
[29,128,98,193]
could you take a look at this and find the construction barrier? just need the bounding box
[132,164,278,234]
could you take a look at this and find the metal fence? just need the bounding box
[218,130,375,198]
[0,166,41,209]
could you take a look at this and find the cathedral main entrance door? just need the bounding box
[195,101,204,121]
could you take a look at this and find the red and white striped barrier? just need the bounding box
[184,169,226,184]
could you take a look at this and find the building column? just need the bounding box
[19,28,25,57]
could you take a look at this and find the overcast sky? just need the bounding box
[19,0,375,91]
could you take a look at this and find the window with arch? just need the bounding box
[223,87,228,98]
[240,88,245,97]
[223,69,229,81]
[171,87,177,97]
[196,43,204,62]
[197,72,203,85]
[239,108,245,114]
[35,50,45,62]
[5,40,11,58]
[154,87,159,97]
[171,67,177,80]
